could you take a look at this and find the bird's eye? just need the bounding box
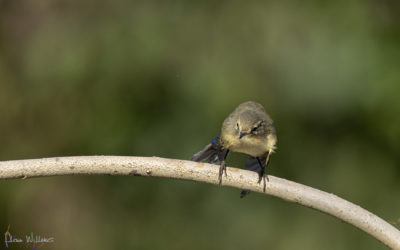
[251,122,262,134]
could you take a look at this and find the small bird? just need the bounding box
[191,101,277,198]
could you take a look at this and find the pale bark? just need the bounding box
[0,156,399,249]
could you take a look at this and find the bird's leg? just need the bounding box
[256,157,265,184]
[219,150,230,184]
[264,151,271,180]
[257,151,271,192]
[256,156,266,192]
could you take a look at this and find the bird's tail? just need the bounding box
[240,156,266,198]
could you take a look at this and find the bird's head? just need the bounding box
[235,110,265,139]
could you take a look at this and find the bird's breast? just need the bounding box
[222,134,276,157]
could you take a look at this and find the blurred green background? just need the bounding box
[1,0,400,249]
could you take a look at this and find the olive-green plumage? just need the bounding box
[220,101,277,157]
[191,101,277,198]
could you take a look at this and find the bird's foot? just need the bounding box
[258,171,268,192]
[218,161,227,184]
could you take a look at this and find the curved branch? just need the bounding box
[0,156,399,249]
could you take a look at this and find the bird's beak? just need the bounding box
[239,132,245,139]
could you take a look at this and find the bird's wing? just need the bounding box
[190,132,226,164]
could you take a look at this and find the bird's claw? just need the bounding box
[257,172,269,183]
[218,161,227,185]
[258,171,268,192]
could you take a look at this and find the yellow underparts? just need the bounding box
[223,134,276,157]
